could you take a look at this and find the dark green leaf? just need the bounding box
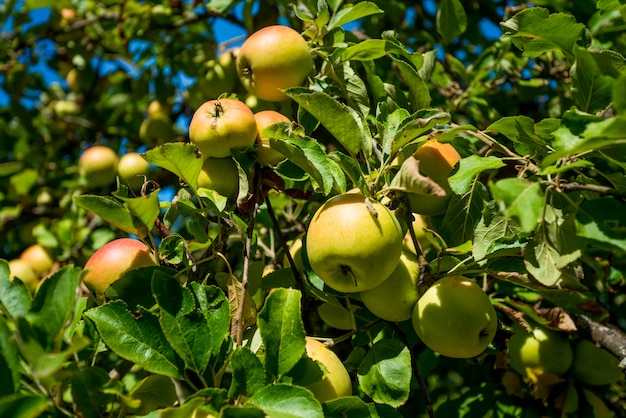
[486,116,546,148]
[473,202,524,262]
[228,347,266,398]
[0,394,49,418]
[390,57,431,111]
[192,283,231,359]
[0,317,19,396]
[247,384,323,418]
[126,375,178,415]
[0,259,31,318]
[323,397,371,418]
[571,47,617,113]
[576,198,626,252]
[70,367,115,418]
[438,182,490,248]
[437,0,467,45]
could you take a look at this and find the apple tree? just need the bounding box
[1,0,626,416]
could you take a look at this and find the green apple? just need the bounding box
[360,249,421,322]
[317,302,356,331]
[253,110,291,166]
[196,51,238,99]
[305,337,352,402]
[412,275,498,358]
[571,339,624,386]
[403,140,461,216]
[283,234,306,273]
[188,98,257,158]
[139,115,175,147]
[83,238,158,303]
[147,100,171,119]
[581,388,615,418]
[237,25,313,102]
[197,157,239,199]
[306,193,404,293]
[117,152,151,190]
[403,213,430,254]
[8,258,39,292]
[508,325,573,377]
[78,145,119,188]
[20,244,54,276]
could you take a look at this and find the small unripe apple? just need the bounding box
[83,238,158,303]
[571,339,624,386]
[360,249,421,322]
[412,275,498,358]
[253,110,291,166]
[197,157,239,199]
[188,98,257,158]
[195,52,238,99]
[139,115,175,147]
[78,145,119,188]
[20,244,54,276]
[147,100,171,119]
[305,337,352,403]
[8,258,39,292]
[317,302,355,331]
[406,140,461,216]
[507,325,573,377]
[237,25,314,102]
[306,193,404,293]
[117,152,151,190]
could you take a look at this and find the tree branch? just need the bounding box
[572,314,626,372]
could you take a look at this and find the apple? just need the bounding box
[118,152,151,190]
[360,249,422,322]
[188,98,258,158]
[405,140,461,216]
[305,337,352,402]
[139,115,175,147]
[237,25,314,102]
[403,214,430,254]
[78,145,119,188]
[8,259,39,292]
[412,275,498,358]
[197,157,240,199]
[197,52,238,98]
[147,100,171,119]
[507,325,573,377]
[571,339,624,386]
[20,244,54,276]
[317,302,356,331]
[581,388,615,418]
[253,110,291,166]
[83,238,158,303]
[283,234,306,273]
[306,193,404,293]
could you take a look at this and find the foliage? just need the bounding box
[1,0,626,417]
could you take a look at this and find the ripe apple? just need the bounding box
[253,110,291,166]
[83,238,158,303]
[507,325,573,377]
[78,145,119,188]
[188,98,257,158]
[20,244,54,276]
[571,339,624,386]
[306,193,404,293]
[412,275,498,358]
[405,140,461,216]
[197,157,239,199]
[305,337,352,402]
[317,302,356,331]
[360,249,421,322]
[118,152,151,190]
[8,258,39,292]
[237,25,314,102]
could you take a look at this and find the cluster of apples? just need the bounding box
[7,243,56,293]
[78,144,151,191]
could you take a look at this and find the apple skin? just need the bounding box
[237,25,313,102]
[305,337,352,403]
[571,339,624,386]
[147,100,171,119]
[8,259,39,292]
[283,234,306,273]
[253,110,291,166]
[78,145,119,188]
[139,115,174,147]
[197,157,239,199]
[412,275,498,358]
[507,325,573,377]
[189,98,258,158]
[360,249,421,322]
[83,238,158,303]
[317,302,355,331]
[407,140,461,216]
[117,152,151,190]
[306,193,404,293]
[20,244,54,276]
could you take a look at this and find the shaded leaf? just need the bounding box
[0,394,49,418]
[576,198,626,252]
[0,317,19,396]
[70,367,115,418]
[228,347,266,398]
[247,384,323,418]
[571,47,617,113]
[113,189,161,238]
[437,0,467,45]
[0,259,31,318]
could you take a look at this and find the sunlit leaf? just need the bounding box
[328,1,383,30]
[247,384,323,418]
[144,142,203,190]
[449,155,505,195]
[490,178,544,233]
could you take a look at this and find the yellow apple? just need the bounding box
[412,275,498,358]
[305,337,352,403]
[253,110,291,166]
[78,145,119,188]
[117,152,151,190]
[508,325,573,377]
[197,157,239,199]
[306,193,404,293]
[8,258,39,292]
[20,244,54,276]
[317,302,355,331]
[282,234,306,273]
[571,339,624,386]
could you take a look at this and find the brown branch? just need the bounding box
[555,181,626,198]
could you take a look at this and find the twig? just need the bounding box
[554,181,626,198]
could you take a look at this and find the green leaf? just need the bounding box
[105,266,175,311]
[126,375,178,415]
[437,181,490,248]
[342,39,389,61]
[486,116,546,148]
[357,339,411,408]
[84,301,184,379]
[322,397,371,417]
[257,288,306,378]
[613,75,626,114]
[328,1,383,30]
[571,47,617,113]
[70,367,115,418]
[0,259,31,318]
[159,233,187,265]
[576,198,626,252]
[489,178,544,233]
[0,394,50,418]
[392,110,450,154]
[228,347,266,398]
[473,202,524,262]
[449,155,506,195]
[500,7,585,58]
[192,283,231,360]
[73,195,149,238]
[286,88,367,157]
[143,142,203,190]
[390,57,431,110]
[247,384,323,418]
[113,189,161,237]
[437,0,467,45]
[0,317,19,397]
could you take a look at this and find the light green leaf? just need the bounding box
[113,189,161,237]
[437,181,490,248]
[322,397,370,417]
[449,155,506,195]
[489,178,544,233]
[473,202,524,262]
[257,288,306,378]
[73,194,148,238]
[328,1,383,30]
[342,39,388,61]
[437,0,467,45]
[228,347,266,398]
[571,47,617,113]
[144,142,203,190]
[126,375,178,415]
[486,116,546,148]
[247,384,323,418]
[613,75,626,114]
[357,339,411,408]
[391,110,450,154]
[390,56,431,110]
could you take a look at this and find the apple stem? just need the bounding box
[340,265,358,287]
